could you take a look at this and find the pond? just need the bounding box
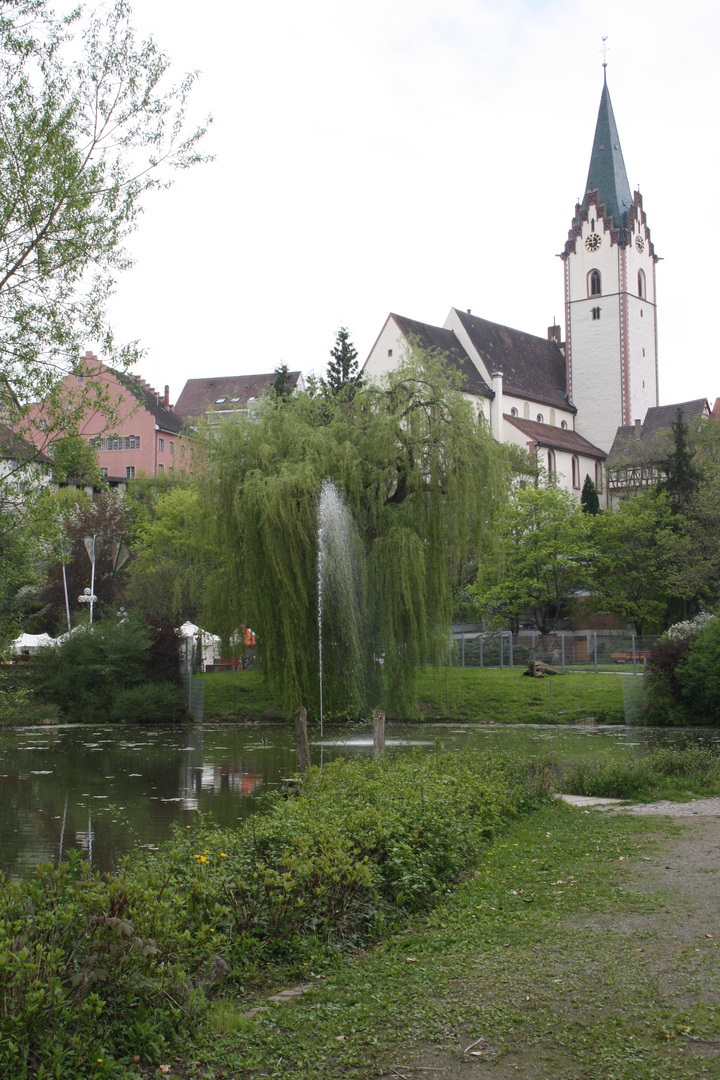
[2,720,718,878]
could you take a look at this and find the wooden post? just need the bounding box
[295,707,310,774]
[373,709,385,759]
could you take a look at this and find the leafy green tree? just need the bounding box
[580,474,600,514]
[0,0,208,440]
[589,490,673,635]
[125,485,218,624]
[50,435,105,486]
[206,351,512,718]
[323,327,362,397]
[471,484,590,638]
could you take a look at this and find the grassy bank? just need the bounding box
[559,744,720,801]
[0,748,544,1079]
[202,666,628,724]
[179,801,719,1080]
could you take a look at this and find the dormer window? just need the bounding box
[536,413,544,424]
[510,407,518,417]
[588,269,602,297]
[560,420,568,430]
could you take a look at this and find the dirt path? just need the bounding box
[387,802,720,1080]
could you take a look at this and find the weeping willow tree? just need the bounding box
[203,350,514,718]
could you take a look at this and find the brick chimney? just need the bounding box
[163,384,170,407]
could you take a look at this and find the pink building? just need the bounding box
[26,353,192,481]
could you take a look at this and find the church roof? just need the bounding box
[583,74,632,229]
[452,309,573,412]
[504,415,605,458]
[389,314,492,398]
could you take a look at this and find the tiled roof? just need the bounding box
[606,399,711,467]
[115,372,184,434]
[389,314,492,398]
[640,399,710,433]
[505,414,605,458]
[174,372,303,420]
[452,309,573,411]
[582,76,632,229]
[0,424,51,464]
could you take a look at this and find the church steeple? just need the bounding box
[583,74,632,229]
[562,74,659,454]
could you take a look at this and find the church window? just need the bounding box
[536,413,544,424]
[388,349,393,357]
[572,455,580,489]
[588,270,602,297]
[547,450,556,479]
[640,309,643,317]
[510,407,518,417]
[638,269,646,298]
[523,402,530,419]
[592,307,601,320]
[595,461,603,493]
[591,218,595,231]
[550,408,555,425]
[561,420,568,430]
[642,348,646,356]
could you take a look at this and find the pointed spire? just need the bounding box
[583,76,632,228]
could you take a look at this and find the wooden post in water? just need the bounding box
[295,707,311,774]
[373,709,385,759]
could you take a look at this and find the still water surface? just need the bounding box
[2,721,718,877]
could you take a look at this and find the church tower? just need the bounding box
[561,72,659,453]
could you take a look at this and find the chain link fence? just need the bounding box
[450,628,659,674]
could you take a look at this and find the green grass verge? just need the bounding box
[202,667,628,724]
[184,803,719,1080]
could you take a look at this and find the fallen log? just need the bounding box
[524,659,565,678]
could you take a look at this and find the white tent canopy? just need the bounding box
[12,632,54,654]
[178,621,222,669]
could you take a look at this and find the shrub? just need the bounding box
[110,681,187,722]
[148,620,183,685]
[0,749,546,1075]
[560,745,720,799]
[30,614,184,722]
[677,617,720,724]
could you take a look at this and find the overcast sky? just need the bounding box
[103,0,719,409]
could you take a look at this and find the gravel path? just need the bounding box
[559,793,720,815]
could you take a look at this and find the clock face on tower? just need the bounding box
[585,233,602,252]
[635,236,645,253]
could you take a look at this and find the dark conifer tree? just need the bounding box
[324,327,362,397]
[271,364,294,402]
[580,474,600,514]
[658,408,702,512]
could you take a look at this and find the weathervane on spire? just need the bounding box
[601,36,609,68]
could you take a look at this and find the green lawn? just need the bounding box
[201,666,630,724]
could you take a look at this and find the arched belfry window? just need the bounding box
[588,270,602,297]
[547,450,556,480]
[638,269,646,299]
